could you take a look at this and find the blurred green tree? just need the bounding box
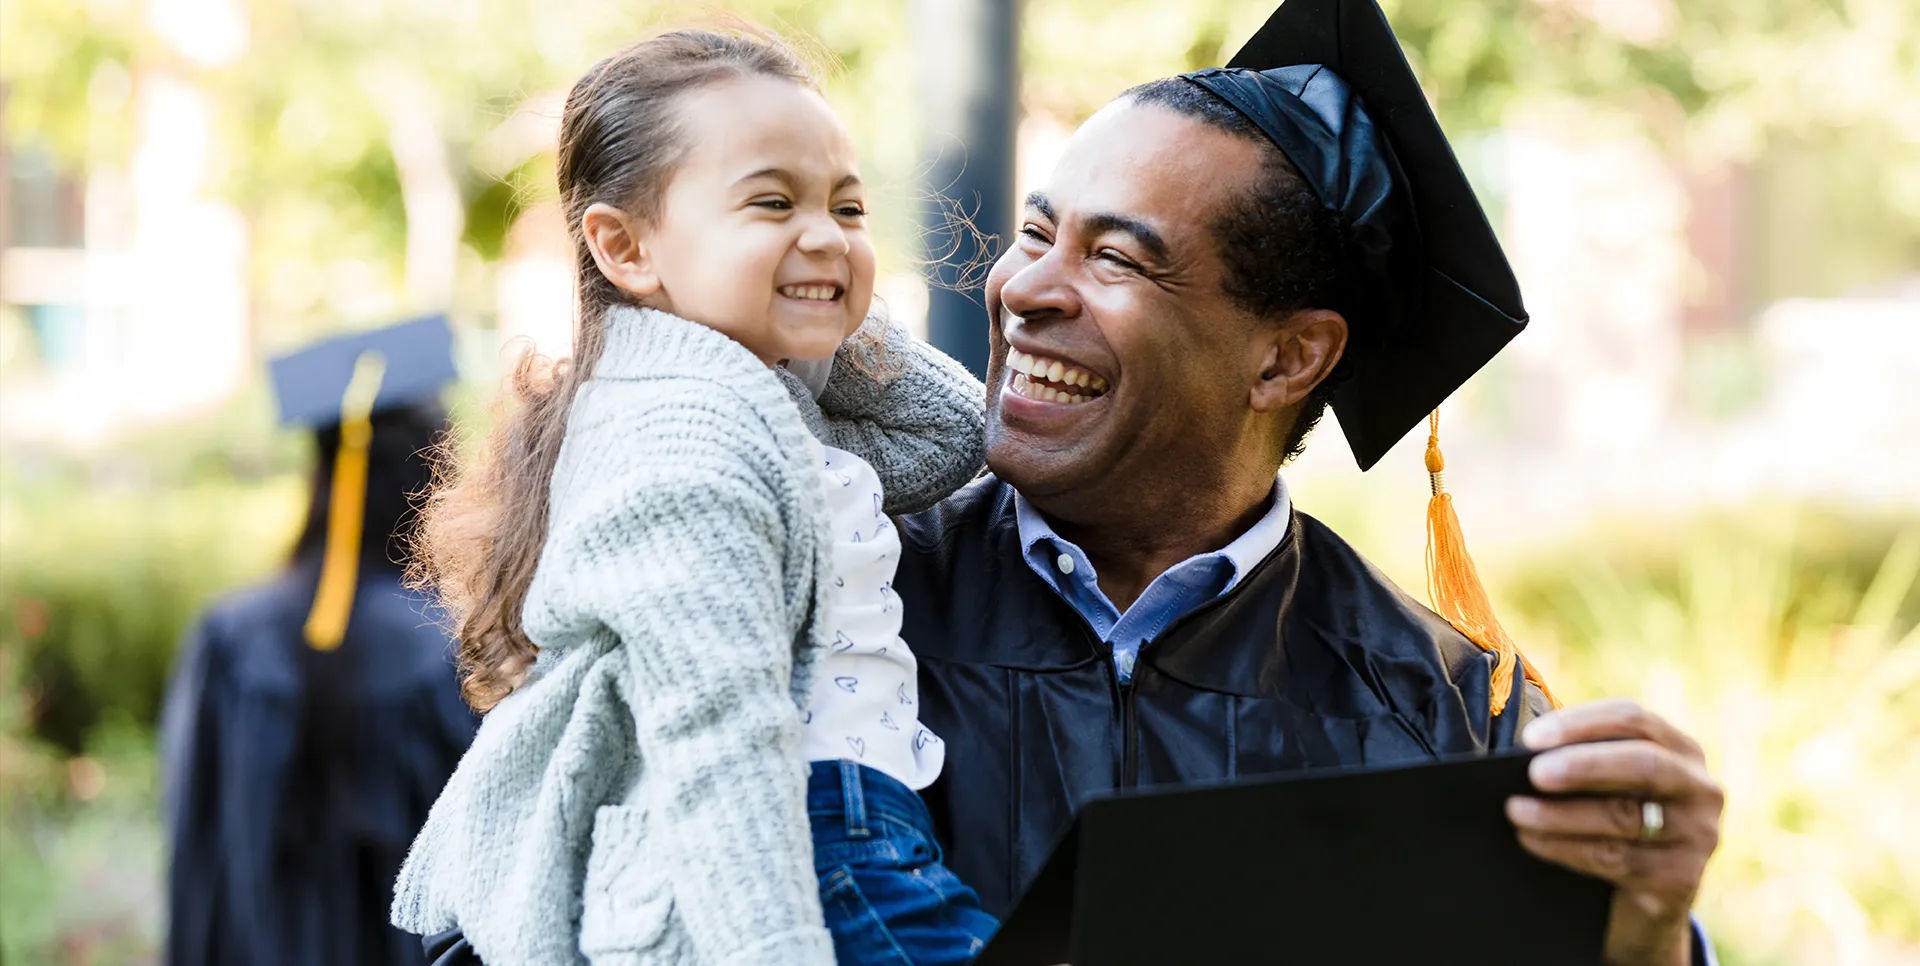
[6,0,1914,336]
[209,0,919,343]
[3,0,920,345]
[1017,0,1919,142]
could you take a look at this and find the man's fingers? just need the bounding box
[1507,795,1650,839]
[1516,831,1703,917]
[1526,739,1714,799]
[1522,698,1703,761]
[1517,829,1658,882]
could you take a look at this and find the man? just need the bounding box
[895,1,1723,963]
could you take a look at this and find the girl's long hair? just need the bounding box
[410,28,818,712]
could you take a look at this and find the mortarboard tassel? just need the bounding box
[1423,410,1559,715]
[303,350,389,651]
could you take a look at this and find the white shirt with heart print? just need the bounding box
[796,440,945,790]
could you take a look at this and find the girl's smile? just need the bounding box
[579,74,877,366]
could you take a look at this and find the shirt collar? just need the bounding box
[1012,475,1292,595]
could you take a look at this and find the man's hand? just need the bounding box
[1505,698,1723,966]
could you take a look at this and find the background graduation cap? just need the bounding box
[1182,0,1555,713]
[268,314,457,650]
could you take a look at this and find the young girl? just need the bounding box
[391,28,996,966]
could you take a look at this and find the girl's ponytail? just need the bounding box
[410,26,817,711]
[412,341,597,710]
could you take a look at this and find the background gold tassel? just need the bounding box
[1423,410,1560,715]
[303,351,388,651]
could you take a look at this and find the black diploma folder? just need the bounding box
[978,751,1613,965]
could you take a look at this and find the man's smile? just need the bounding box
[1003,347,1111,405]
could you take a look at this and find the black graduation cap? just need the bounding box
[1181,0,1526,471]
[1186,0,1561,715]
[268,314,457,428]
[266,314,457,650]
[978,752,1610,965]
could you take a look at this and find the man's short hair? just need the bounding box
[1120,77,1346,464]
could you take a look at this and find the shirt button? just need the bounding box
[1055,553,1075,575]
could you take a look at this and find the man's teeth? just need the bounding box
[779,284,840,301]
[1005,348,1108,405]
[1006,348,1108,392]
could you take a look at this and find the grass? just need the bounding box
[1502,511,1920,966]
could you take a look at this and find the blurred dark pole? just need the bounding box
[913,0,1021,378]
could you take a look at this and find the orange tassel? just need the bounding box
[1423,411,1559,716]
[303,351,387,651]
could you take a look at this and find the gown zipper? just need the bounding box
[1116,592,1243,790]
[1086,624,1138,789]
[1044,567,1252,791]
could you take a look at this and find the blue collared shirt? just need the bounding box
[1013,477,1291,684]
[1010,478,1718,965]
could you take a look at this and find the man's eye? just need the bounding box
[1019,225,1051,243]
[1096,250,1138,270]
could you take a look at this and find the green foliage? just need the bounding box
[461,154,553,263]
[0,418,298,957]
[1021,0,1920,138]
[0,0,143,163]
[0,715,165,966]
[0,464,301,753]
[1018,0,1920,276]
[9,0,1914,330]
[1502,511,1920,964]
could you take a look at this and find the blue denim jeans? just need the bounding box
[810,760,998,965]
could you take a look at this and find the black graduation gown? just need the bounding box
[896,476,1550,918]
[160,563,479,966]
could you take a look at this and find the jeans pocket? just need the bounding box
[904,859,975,908]
[821,866,918,966]
[821,857,997,966]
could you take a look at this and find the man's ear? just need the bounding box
[1250,308,1347,414]
[581,202,661,299]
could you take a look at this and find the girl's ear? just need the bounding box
[1250,308,1347,414]
[581,202,661,299]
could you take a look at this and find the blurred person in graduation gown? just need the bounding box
[160,316,480,966]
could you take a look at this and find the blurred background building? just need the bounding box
[2,0,1915,963]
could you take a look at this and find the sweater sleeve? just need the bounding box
[539,398,833,966]
[808,317,987,515]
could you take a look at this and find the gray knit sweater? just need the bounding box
[390,306,985,966]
